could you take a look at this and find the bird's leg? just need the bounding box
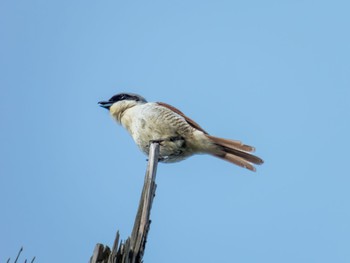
[169,136,184,142]
[149,136,184,162]
[149,136,183,145]
[149,139,165,145]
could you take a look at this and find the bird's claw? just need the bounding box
[150,136,183,146]
[149,139,165,146]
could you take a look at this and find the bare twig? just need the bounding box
[7,247,34,263]
[14,247,23,263]
[90,142,160,263]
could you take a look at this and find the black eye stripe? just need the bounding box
[108,93,141,103]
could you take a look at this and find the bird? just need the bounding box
[98,93,263,171]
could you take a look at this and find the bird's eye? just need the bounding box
[109,94,124,102]
[108,93,133,102]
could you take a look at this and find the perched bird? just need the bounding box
[98,93,263,171]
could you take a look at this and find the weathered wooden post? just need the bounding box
[90,142,160,263]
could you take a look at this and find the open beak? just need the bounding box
[98,101,113,110]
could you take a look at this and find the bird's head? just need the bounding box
[98,93,147,122]
[98,93,147,110]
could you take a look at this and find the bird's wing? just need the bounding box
[156,102,208,134]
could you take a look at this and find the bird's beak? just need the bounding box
[98,101,113,110]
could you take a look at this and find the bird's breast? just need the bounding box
[119,103,199,160]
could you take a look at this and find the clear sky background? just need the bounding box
[1,1,349,262]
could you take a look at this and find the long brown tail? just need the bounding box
[207,135,264,172]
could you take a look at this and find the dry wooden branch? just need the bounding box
[6,247,35,263]
[90,142,160,263]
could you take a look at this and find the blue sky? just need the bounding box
[1,1,349,262]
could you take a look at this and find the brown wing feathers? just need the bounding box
[156,102,209,134]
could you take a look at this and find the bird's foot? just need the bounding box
[149,139,165,146]
[150,136,183,146]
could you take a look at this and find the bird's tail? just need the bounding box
[207,135,264,172]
